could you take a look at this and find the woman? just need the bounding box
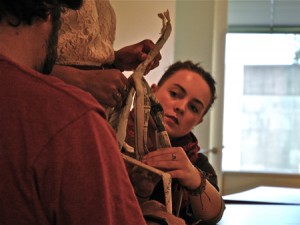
[125,61,225,224]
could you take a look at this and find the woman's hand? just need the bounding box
[142,147,201,190]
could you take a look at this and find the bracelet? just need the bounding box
[184,167,210,196]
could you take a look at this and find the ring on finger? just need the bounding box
[171,153,176,161]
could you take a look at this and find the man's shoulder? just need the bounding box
[46,76,106,117]
[0,56,107,133]
[1,55,106,117]
[35,73,108,124]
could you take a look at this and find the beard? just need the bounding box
[39,8,61,74]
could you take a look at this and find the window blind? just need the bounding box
[228,0,300,33]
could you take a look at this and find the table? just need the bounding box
[217,203,300,225]
[223,186,300,205]
[217,186,300,225]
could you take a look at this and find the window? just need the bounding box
[222,33,300,173]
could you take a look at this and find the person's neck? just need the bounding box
[0,23,43,70]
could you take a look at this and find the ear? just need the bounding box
[34,14,51,23]
[46,14,51,22]
[150,84,158,92]
[31,14,52,30]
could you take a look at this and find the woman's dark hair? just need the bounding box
[157,60,217,115]
[0,0,82,26]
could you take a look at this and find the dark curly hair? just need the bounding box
[157,60,217,115]
[0,0,82,26]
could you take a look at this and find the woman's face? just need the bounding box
[153,69,211,139]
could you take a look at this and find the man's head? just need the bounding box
[152,61,216,139]
[0,1,82,26]
[0,0,82,74]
